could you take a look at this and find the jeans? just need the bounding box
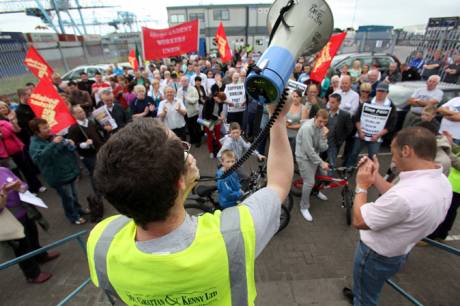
[346,138,381,167]
[54,180,82,223]
[353,241,407,306]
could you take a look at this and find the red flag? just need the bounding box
[310,32,347,83]
[142,20,199,60]
[215,22,232,63]
[23,46,54,80]
[28,78,76,134]
[128,48,139,71]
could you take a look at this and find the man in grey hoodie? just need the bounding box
[295,109,330,221]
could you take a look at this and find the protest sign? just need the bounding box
[360,104,391,141]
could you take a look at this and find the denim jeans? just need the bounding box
[353,241,407,306]
[346,138,381,167]
[54,180,82,223]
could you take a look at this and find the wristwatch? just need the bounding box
[355,187,368,194]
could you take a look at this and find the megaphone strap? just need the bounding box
[269,0,295,45]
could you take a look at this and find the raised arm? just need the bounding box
[266,99,294,203]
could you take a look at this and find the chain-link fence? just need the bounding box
[0,33,140,98]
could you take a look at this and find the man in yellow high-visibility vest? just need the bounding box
[86,99,293,306]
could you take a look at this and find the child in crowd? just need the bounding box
[216,150,243,209]
[217,122,265,162]
[420,105,440,132]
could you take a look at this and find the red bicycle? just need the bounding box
[291,167,357,225]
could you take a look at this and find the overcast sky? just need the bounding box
[0,0,459,34]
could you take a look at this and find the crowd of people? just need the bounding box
[0,46,459,306]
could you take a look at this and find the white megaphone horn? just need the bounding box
[245,0,334,103]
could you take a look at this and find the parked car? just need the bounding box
[61,65,106,81]
[389,81,460,109]
[383,81,460,145]
[331,52,401,74]
[61,63,133,82]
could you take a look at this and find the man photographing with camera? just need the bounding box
[86,98,293,305]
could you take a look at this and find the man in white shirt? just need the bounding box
[403,75,443,128]
[334,75,360,117]
[438,96,460,145]
[343,126,452,306]
[157,87,187,141]
[177,77,201,146]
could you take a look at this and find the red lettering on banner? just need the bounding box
[142,20,199,60]
[28,78,75,134]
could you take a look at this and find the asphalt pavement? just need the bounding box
[0,143,459,306]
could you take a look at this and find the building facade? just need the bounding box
[166,3,271,54]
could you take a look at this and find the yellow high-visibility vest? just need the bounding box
[448,167,460,194]
[87,205,257,306]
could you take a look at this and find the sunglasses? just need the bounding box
[182,141,191,161]
[361,90,370,93]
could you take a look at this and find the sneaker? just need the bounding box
[73,217,87,225]
[27,272,52,284]
[316,191,328,201]
[300,208,313,222]
[209,153,214,159]
[38,186,47,193]
[342,287,354,304]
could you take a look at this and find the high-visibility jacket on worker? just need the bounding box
[87,205,257,306]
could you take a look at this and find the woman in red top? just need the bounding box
[0,102,45,193]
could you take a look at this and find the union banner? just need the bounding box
[142,20,199,60]
[23,46,54,79]
[215,22,232,63]
[28,78,75,134]
[310,32,347,83]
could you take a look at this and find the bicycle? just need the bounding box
[185,162,294,233]
[291,167,357,225]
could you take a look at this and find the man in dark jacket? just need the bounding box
[346,82,397,167]
[97,88,129,131]
[29,118,87,225]
[15,88,35,146]
[326,93,353,170]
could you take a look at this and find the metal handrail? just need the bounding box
[0,230,91,306]
[386,238,460,306]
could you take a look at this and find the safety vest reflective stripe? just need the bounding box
[91,206,254,305]
[220,207,248,305]
[93,215,130,302]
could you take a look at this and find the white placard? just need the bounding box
[92,105,118,130]
[19,191,48,209]
[287,79,307,96]
[360,104,391,141]
[224,83,246,112]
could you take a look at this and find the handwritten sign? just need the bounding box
[224,83,246,112]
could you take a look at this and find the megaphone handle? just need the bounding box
[220,88,289,180]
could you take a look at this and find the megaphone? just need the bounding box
[245,0,333,103]
[197,118,216,131]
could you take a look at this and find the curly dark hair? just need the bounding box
[94,118,186,228]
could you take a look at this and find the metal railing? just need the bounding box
[0,230,93,306]
[385,238,460,305]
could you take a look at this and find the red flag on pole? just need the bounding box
[310,32,347,83]
[28,78,76,134]
[128,48,139,71]
[23,46,54,80]
[215,22,232,63]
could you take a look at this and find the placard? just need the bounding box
[360,104,391,141]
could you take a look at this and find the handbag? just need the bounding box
[0,207,25,241]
